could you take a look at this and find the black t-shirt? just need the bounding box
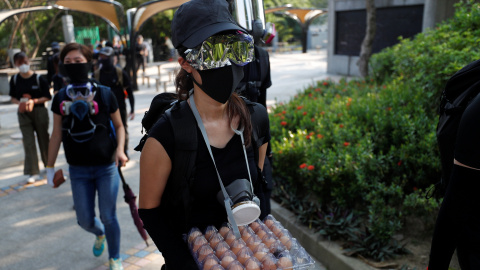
[135,43,146,58]
[9,73,51,106]
[51,85,119,166]
[98,68,132,110]
[148,104,270,232]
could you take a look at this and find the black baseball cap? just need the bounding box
[171,0,244,49]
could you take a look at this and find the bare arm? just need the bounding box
[258,142,268,171]
[110,109,128,167]
[139,137,172,209]
[47,114,63,167]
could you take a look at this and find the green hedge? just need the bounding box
[269,0,480,261]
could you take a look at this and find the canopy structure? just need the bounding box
[131,0,189,33]
[0,6,54,25]
[53,0,125,33]
[268,7,326,53]
[0,1,125,34]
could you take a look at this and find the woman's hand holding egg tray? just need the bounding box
[185,214,315,270]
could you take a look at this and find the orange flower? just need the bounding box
[344,142,350,146]
[348,98,352,102]
[282,110,287,114]
[307,165,315,170]
[299,163,307,169]
[280,121,287,126]
[308,93,313,97]
[297,106,304,110]
[320,111,325,115]
[278,150,283,154]
[311,118,315,122]
[397,161,402,166]
[315,88,322,92]
[413,187,418,191]
[339,124,344,128]
[281,116,285,120]
[317,134,324,139]
[323,81,328,86]
[306,135,311,139]
[309,132,314,136]
[387,107,392,111]
[303,111,307,116]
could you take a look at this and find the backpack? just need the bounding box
[93,66,123,87]
[13,73,41,87]
[436,59,480,196]
[135,93,267,231]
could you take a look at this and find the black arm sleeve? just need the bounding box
[138,207,198,270]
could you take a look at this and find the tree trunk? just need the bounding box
[357,0,376,77]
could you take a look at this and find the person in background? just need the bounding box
[51,52,67,94]
[95,46,135,157]
[46,43,127,270]
[135,35,148,75]
[9,52,51,183]
[47,41,61,86]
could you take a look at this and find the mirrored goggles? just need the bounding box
[185,32,254,70]
[66,82,94,100]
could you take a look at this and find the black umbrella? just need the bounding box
[118,166,149,246]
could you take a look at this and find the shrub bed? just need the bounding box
[269,0,480,261]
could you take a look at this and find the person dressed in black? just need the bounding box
[135,35,148,75]
[429,93,480,269]
[47,41,61,86]
[9,52,51,183]
[94,47,134,156]
[138,1,270,269]
[236,44,273,219]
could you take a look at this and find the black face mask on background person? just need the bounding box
[62,62,92,84]
[190,65,244,104]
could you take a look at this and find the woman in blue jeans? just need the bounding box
[46,43,128,270]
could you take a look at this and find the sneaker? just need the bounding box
[109,258,123,270]
[27,175,38,184]
[93,235,106,257]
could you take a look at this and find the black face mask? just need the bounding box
[191,65,244,104]
[63,63,92,84]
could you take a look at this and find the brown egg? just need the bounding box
[214,241,231,258]
[264,219,274,229]
[254,251,268,261]
[276,257,293,269]
[246,236,263,251]
[219,226,231,238]
[230,239,246,256]
[221,255,236,268]
[210,233,224,249]
[205,226,218,241]
[224,231,237,246]
[261,234,276,249]
[244,257,261,270]
[197,244,214,262]
[270,225,282,237]
[236,246,253,264]
[192,236,209,253]
[261,254,278,270]
[249,221,261,232]
[242,231,253,242]
[256,229,267,240]
[203,256,219,270]
[226,261,244,270]
[279,236,292,250]
[210,265,225,270]
[188,229,203,245]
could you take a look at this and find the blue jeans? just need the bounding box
[69,163,121,259]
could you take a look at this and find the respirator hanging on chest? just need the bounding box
[60,100,99,118]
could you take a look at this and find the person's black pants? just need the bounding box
[119,107,129,156]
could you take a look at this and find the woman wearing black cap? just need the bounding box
[138,0,270,269]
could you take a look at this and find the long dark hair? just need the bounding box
[175,67,253,146]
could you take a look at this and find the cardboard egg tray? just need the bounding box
[186,214,315,270]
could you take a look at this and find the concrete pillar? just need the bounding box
[62,15,75,44]
[423,0,459,30]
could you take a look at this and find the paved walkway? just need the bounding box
[0,50,335,270]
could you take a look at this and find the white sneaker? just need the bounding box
[27,175,38,184]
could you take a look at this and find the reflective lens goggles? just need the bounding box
[185,32,254,70]
[66,82,93,100]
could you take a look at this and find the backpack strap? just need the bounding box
[12,74,40,87]
[164,101,198,232]
[36,74,40,87]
